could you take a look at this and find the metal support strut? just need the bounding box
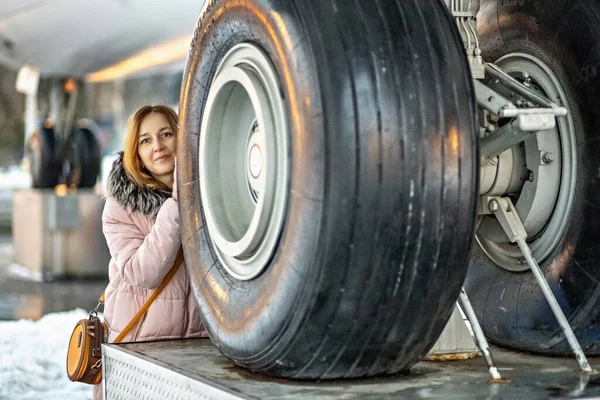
[458,288,503,381]
[488,196,594,374]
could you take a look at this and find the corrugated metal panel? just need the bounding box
[103,344,247,400]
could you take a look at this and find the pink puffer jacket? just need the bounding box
[93,155,207,400]
[101,154,206,343]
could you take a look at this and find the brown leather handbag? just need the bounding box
[66,250,184,384]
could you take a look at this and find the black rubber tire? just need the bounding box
[26,124,59,188]
[465,0,600,355]
[67,127,101,188]
[178,0,478,379]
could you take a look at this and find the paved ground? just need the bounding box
[0,229,108,321]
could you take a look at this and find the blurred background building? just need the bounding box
[0,0,205,314]
[0,0,204,229]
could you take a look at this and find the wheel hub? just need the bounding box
[249,145,262,179]
[246,122,264,203]
[199,43,289,281]
[476,53,576,272]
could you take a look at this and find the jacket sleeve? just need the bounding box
[102,197,181,289]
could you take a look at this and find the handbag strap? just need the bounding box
[96,249,185,343]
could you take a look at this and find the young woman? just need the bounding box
[94,105,206,399]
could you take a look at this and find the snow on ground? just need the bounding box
[0,309,96,400]
[0,166,31,190]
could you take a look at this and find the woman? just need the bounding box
[94,105,206,399]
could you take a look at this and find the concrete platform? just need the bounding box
[104,338,600,400]
[12,189,110,281]
[0,231,108,320]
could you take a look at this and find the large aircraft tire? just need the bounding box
[178,0,478,378]
[465,0,600,355]
[68,126,101,188]
[26,124,59,188]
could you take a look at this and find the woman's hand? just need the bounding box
[172,157,178,202]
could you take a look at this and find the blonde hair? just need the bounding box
[123,105,178,191]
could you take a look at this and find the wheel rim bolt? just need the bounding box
[489,199,499,212]
[542,152,555,164]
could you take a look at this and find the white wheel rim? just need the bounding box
[199,43,289,281]
[476,53,577,271]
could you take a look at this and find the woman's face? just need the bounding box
[137,112,176,182]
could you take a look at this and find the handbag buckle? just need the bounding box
[91,359,102,371]
[86,325,96,337]
[87,359,102,380]
[90,299,104,318]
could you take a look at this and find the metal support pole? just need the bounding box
[16,65,40,151]
[474,79,515,117]
[480,118,528,161]
[480,113,557,161]
[458,288,503,381]
[49,80,63,133]
[489,196,594,374]
[515,236,593,373]
[63,84,79,141]
[24,93,37,148]
[485,63,560,110]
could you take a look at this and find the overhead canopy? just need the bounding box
[0,0,204,79]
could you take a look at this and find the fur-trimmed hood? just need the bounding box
[105,152,171,216]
